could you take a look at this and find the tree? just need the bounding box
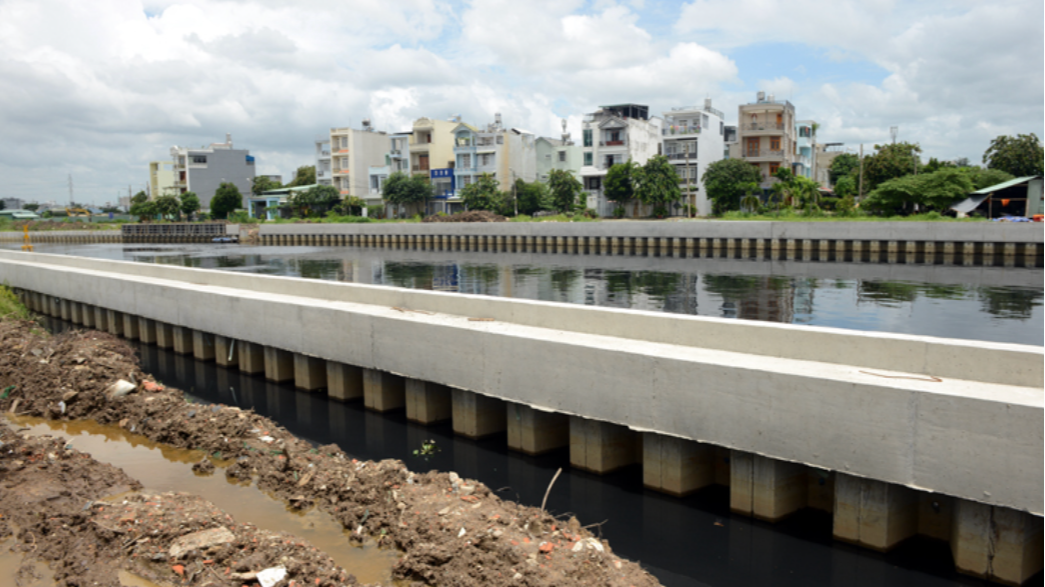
[0,200,4,211]
[604,160,639,216]
[130,191,148,207]
[154,194,181,220]
[982,134,1044,177]
[834,175,857,198]
[460,173,501,211]
[252,176,282,196]
[512,179,552,216]
[863,168,973,215]
[960,167,1015,191]
[23,203,39,212]
[547,169,582,214]
[382,173,432,216]
[828,153,860,185]
[285,166,317,187]
[210,182,243,219]
[922,157,956,174]
[635,155,681,217]
[704,158,763,215]
[862,142,922,191]
[129,199,157,222]
[289,185,341,217]
[180,191,201,221]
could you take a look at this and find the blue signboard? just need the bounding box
[429,168,455,199]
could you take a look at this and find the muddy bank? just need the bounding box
[0,424,367,587]
[0,319,662,587]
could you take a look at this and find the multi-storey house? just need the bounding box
[661,99,725,216]
[737,92,797,188]
[329,121,390,198]
[170,133,255,210]
[579,104,662,216]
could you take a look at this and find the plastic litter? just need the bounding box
[105,380,136,400]
[256,566,287,587]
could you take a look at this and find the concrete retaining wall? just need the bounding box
[0,230,122,244]
[2,250,1041,519]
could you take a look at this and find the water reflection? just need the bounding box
[124,335,1013,587]
[10,243,1043,345]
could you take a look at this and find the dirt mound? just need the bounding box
[0,425,369,587]
[0,319,662,587]
[423,211,507,223]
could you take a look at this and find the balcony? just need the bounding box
[665,153,697,161]
[663,127,700,136]
[744,123,785,132]
[412,165,430,173]
[743,148,786,160]
[599,140,627,147]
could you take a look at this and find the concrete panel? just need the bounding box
[405,379,452,424]
[192,330,215,361]
[327,362,363,401]
[731,451,807,522]
[293,353,327,391]
[171,326,193,355]
[93,306,108,332]
[121,313,139,340]
[138,317,156,344]
[643,433,714,497]
[214,335,238,367]
[263,347,294,382]
[507,403,569,455]
[833,474,917,551]
[237,341,265,374]
[570,417,639,474]
[155,322,174,349]
[363,369,405,412]
[951,500,1044,585]
[452,389,507,438]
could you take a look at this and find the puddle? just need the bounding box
[9,416,399,585]
[117,569,166,587]
[0,537,55,587]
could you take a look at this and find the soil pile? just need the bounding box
[0,318,662,587]
[0,425,368,587]
[422,211,507,223]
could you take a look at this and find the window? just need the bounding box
[191,155,207,164]
[480,153,493,166]
[769,163,780,175]
[770,137,781,151]
[461,175,473,187]
[583,152,593,166]
[460,154,471,168]
[339,137,348,149]
[604,155,616,169]
[558,151,566,162]
[583,129,593,147]
[496,135,504,144]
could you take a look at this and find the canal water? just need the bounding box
[38,317,1024,587]
[13,243,1045,345]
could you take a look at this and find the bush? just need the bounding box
[612,206,626,219]
[366,205,385,219]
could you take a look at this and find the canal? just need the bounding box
[39,314,1025,587]
[13,242,1045,345]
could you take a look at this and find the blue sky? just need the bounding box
[0,0,1041,204]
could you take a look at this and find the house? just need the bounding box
[247,184,317,220]
[367,131,413,207]
[148,161,177,198]
[170,133,255,210]
[536,120,582,183]
[950,176,1044,219]
[661,99,726,216]
[736,92,798,189]
[579,104,663,216]
[794,120,817,180]
[453,114,537,202]
[329,121,390,198]
[315,138,332,187]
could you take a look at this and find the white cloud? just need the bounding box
[0,0,1039,203]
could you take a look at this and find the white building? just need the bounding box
[315,138,332,186]
[170,133,255,210]
[329,121,390,198]
[453,114,537,195]
[579,104,663,216]
[367,131,412,204]
[661,99,726,216]
[535,120,583,183]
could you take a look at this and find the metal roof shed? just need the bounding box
[949,175,1043,218]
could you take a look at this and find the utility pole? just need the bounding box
[67,174,73,206]
[684,142,693,218]
[858,144,865,201]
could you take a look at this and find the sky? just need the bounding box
[1,0,1042,205]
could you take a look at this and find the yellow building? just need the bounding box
[148,160,177,199]
[408,117,459,175]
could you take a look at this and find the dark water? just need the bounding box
[16,243,1045,345]
[38,315,1028,587]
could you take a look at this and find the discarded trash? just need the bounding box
[256,565,287,587]
[105,380,136,400]
[458,527,467,538]
[58,400,66,415]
